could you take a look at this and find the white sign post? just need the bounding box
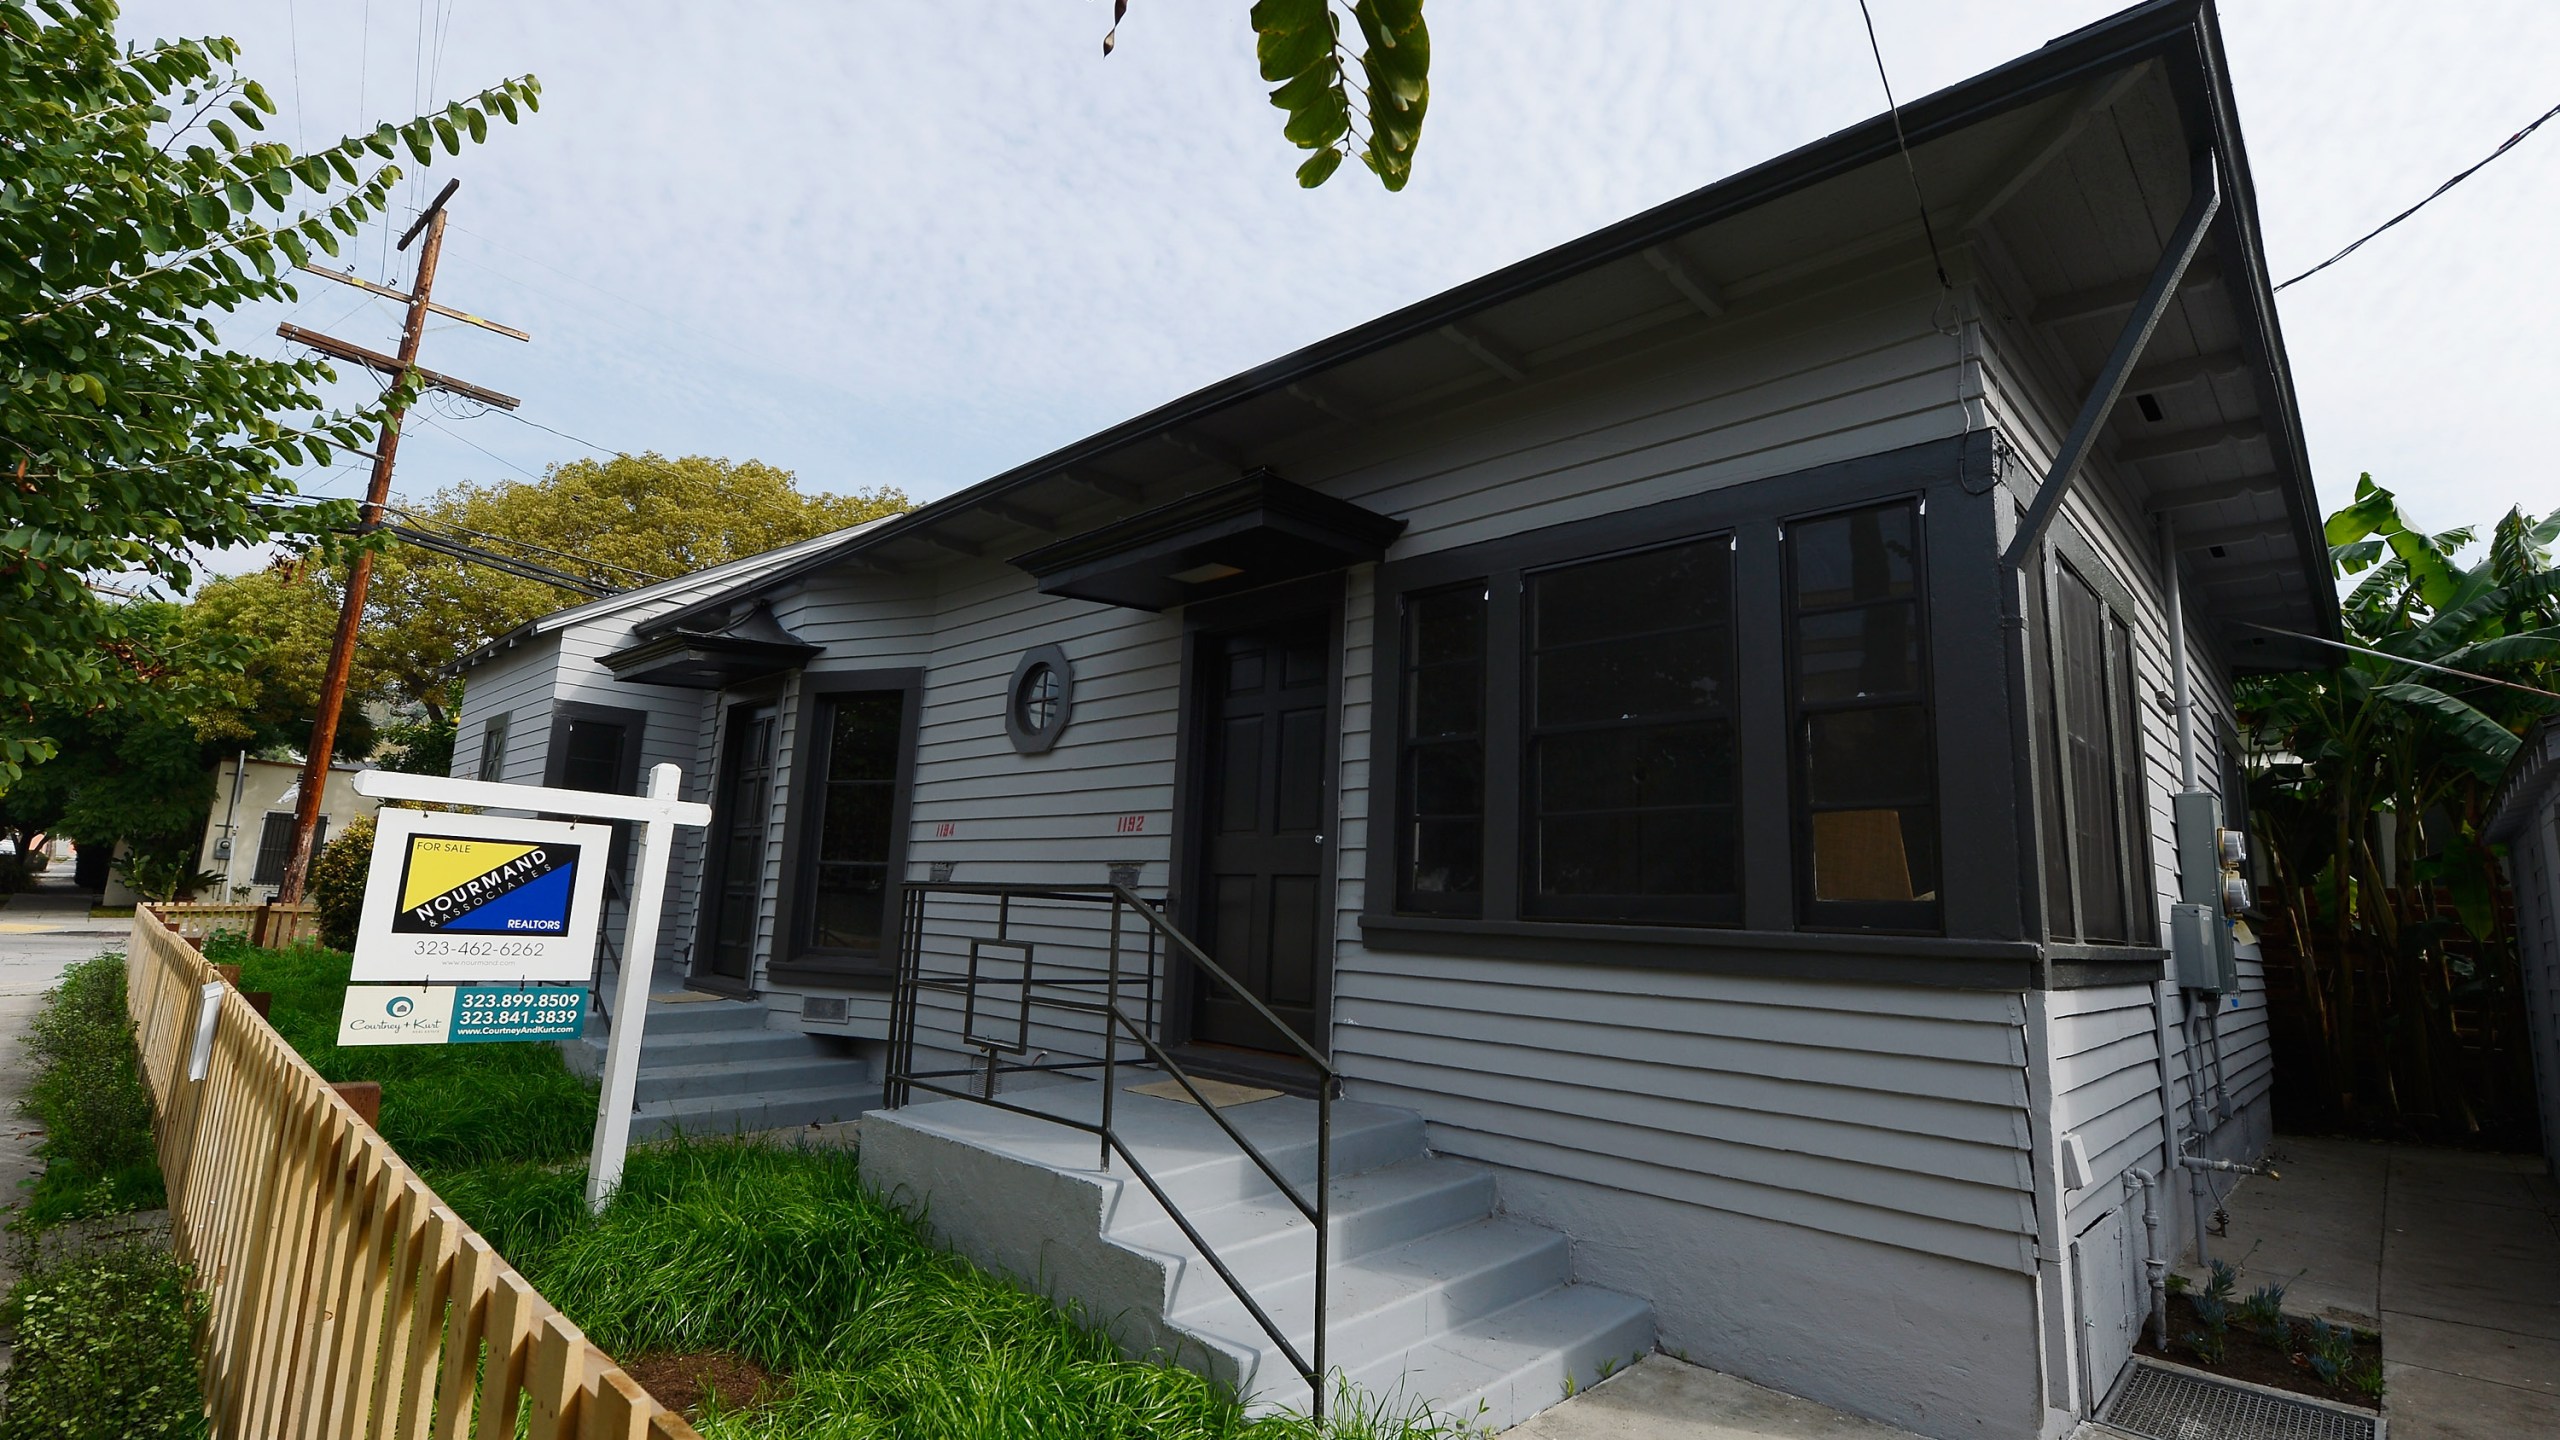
[352,763,711,1212]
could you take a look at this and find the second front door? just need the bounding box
[1190,620,1332,1055]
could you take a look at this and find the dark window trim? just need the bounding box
[771,668,925,987]
[1165,573,1344,1060]
[1004,644,1074,755]
[2030,519,2159,949]
[475,710,509,783]
[689,691,783,996]
[1365,433,2025,985]
[543,701,649,893]
[1781,494,1941,933]
[1394,580,1489,916]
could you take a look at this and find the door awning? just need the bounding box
[1010,469,1407,612]
[601,602,820,689]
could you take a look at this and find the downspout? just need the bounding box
[219,748,248,894]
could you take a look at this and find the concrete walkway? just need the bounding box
[2179,1134,2560,1439]
[1498,1356,1927,1439]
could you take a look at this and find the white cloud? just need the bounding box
[128,0,2560,582]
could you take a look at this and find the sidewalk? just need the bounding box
[0,871,124,937]
[2179,1134,2560,1439]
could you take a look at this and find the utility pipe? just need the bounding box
[2123,1166,2169,1350]
[2161,511,2217,1266]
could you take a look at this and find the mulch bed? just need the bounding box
[2134,1292,2384,1411]
[623,1351,786,1420]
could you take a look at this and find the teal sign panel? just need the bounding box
[449,985,588,1043]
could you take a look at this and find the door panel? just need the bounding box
[697,704,775,985]
[1191,625,1332,1053]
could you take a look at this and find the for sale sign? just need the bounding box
[350,808,611,984]
[336,983,588,1046]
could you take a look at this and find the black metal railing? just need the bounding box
[883,882,1339,1417]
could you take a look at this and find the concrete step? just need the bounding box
[932,1086,1431,1206]
[631,1052,871,1104]
[1171,1216,1572,1369]
[631,1081,881,1141]
[615,1027,827,1068]
[1343,1282,1657,1432]
[625,996,774,1036]
[1112,1158,1496,1299]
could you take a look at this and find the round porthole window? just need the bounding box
[1006,644,1074,755]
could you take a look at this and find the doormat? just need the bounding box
[651,990,729,1005]
[1125,1078,1281,1109]
[2102,1360,2380,1440]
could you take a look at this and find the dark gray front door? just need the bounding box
[1191,623,1331,1054]
[698,702,775,985]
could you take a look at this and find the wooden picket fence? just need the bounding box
[125,905,701,1439]
[153,899,325,949]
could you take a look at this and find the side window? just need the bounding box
[476,711,509,783]
[1397,585,1486,913]
[252,812,325,887]
[1788,499,1940,929]
[2036,553,2155,945]
[803,691,907,955]
[1523,536,1739,924]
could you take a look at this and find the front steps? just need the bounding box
[862,1079,1652,1431]
[566,991,878,1141]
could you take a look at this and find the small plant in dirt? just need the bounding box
[2238,1281,2289,1350]
[2304,1319,2355,1387]
[2347,1358,2386,1400]
[2183,1260,2238,1365]
[17,952,164,1225]
[0,1241,207,1439]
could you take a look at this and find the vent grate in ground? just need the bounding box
[2102,1360,2377,1440]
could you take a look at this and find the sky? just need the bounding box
[119,1,2560,580]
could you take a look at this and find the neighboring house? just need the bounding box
[451,520,894,956]
[468,3,2335,1434]
[197,755,380,901]
[2484,720,2560,1179]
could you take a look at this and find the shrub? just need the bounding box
[307,814,375,951]
[0,1242,207,1440]
[19,952,163,1225]
[2239,1281,2289,1350]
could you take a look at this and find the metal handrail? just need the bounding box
[883,881,1338,1417]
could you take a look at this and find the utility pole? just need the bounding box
[274,179,527,903]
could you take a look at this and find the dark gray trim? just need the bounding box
[772,668,925,984]
[1358,914,2039,991]
[541,701,647,794]
[1009,469,1406,612]
[1364,433,2024,980]
[1004,645,1074,755]
[1166,572,1346,1057]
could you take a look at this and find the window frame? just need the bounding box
[1362,434,2033,986]
[2027,524,2158,949]
[1395,580,1490,916]
[1782,495,1943,934]
[544,701,648,890]
[474,710,510,783]
[772,668,924,986]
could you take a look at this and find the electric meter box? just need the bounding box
[2171,791,2239,993]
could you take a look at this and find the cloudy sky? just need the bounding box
[124,1,2560,572]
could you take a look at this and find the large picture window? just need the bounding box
[1524,537,1738,923]
[1787,499,1939,929]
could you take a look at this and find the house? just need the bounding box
[455,2,2336,1433]
[195,755,379,902]
[2483,720,2560,1179]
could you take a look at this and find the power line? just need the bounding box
[1853,0,1955,309]
[2276,96,2560,292]
[492,407,629,459]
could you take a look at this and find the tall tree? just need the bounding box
[0,0,539,792]
[2240,477,2560,1141]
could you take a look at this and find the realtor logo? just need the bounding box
[390,833,581,935]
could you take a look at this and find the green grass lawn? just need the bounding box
[209,938,1470,1440]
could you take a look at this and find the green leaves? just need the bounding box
[0,5,541,795]
[1241,0,1431,191]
